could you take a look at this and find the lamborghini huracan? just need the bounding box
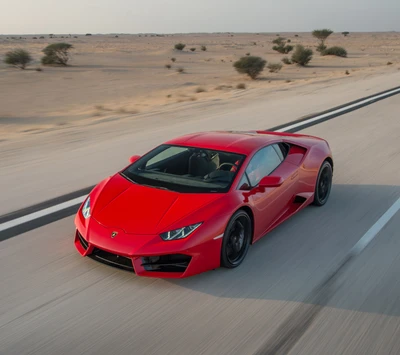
[74,130,333,278]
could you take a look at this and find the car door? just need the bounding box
[244,143,298,241]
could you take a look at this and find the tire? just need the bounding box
[221,210,252,268]
[313,160,333,206]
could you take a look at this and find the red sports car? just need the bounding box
[74,130,333,278]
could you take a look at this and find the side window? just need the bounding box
[246,145,282,186]
[237,173,251,190]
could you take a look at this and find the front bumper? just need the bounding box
[74,215,223,278]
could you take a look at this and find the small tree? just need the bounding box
[174,43,185,50]
[323,46,347,57]
[233,56,266,79]
[342,31,350,37]
[41,43,73,65]
[4,49,33,69]
[291,45,313,66]
[190,47,196,52]
[201,45,207,51]
[312,29,333,53]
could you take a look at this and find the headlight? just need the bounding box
[160,223,202,241]
[82,197,91,219]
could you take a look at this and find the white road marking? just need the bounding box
[349,197,400,256]
[275,87,400,133]
[0,87,399,233]
[0,196,86,232]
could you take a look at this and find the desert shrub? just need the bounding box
[345,70,350,75]
[86,33,92,36]
[246,52,250,56]
[36,67,43,71]
[342,32,350,37]
[295,34,299,37]
[236,83,246,89]
[165,64,171,69]
[291,45,313,66]
[267,62,282,73]
[176,67,185,73]
[316,43,327,53]
[252,41,257,45]
[282,57,292,65]
[4,49,33,69]
[39,36,45,39]
[273,44,293,54]
[272,37,285,45]
[32,37,37,39]
[175,43,185,50]
[74,36,78,38]
[171,57,176,62]
[287,39,291,43]
[312,29,333,54]
[195,87,206,93]
[41,42,73,65]
[233,56,267,79]
[323,46,347,57]
[387,61,393,65]
[190,47,196,52]
[201,45,207,51]
[272,37,293,54]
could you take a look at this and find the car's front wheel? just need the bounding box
[221,210,252,268]
[313,160,333,206]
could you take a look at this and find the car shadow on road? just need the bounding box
[166,183,400,317]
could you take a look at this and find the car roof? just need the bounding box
[164,131,283,155]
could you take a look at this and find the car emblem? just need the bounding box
[111,231,118,238]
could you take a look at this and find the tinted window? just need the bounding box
[121,144,246,193]
[246,145,282,186]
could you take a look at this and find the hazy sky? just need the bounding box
[1,0,399,34]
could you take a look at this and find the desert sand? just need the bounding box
[1,32,399,140]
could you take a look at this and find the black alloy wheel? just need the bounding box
[221,210,252,268]
[313,161,333,206]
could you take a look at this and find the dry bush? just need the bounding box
[233,56,267,79]
[282,57,292,65]
[323,46,347,57]
[236,83,246,89]
[267,63,283,73]
[291,45,313,66]
[201,45,207,51]
[195,87,206,93]
[175,43,186,50]
[41,43,73,65]
[177,67,185,73]
[171,57,176,62]
[190,47,196,52]
[4,49,33,69]
[165,64,172,69]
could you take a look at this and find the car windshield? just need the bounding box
[121,144,246,193]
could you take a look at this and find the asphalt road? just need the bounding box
[1,95,400,355]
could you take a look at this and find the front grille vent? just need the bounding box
[89,248,134,272]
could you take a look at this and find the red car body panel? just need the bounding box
[74,130,333,278]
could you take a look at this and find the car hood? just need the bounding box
[92,174,223,234]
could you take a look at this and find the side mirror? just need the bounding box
[129,155,141,164]
[258,176,284,188]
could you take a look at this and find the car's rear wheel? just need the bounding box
[221,210,252,268]
[313,160,333,206]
